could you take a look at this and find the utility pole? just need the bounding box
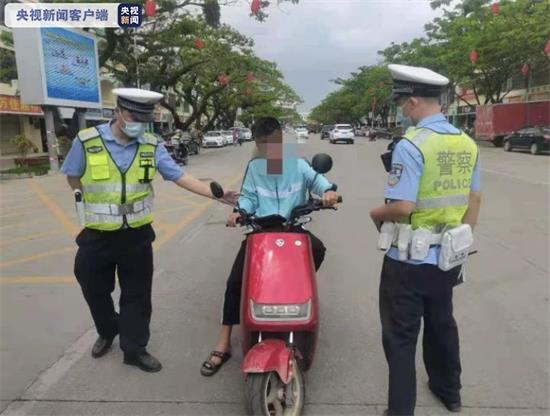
[43,106,59,172]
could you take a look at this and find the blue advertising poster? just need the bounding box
[40,28,100,104]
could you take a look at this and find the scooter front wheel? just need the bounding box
[245,359,304,416]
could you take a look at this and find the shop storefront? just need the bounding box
[0,95,45,169]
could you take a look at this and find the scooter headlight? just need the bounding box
[250,299,312,321]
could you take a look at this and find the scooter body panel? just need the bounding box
[241,232,319,366]
[242,232,319,330]
[241,339,293,384]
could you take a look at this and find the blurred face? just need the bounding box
[256,130,283,159]
[256,129,283,174]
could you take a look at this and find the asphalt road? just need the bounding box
[0,134,548,415]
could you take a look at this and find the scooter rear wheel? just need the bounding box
[245,359,305,416]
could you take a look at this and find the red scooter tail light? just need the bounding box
[250,299,312,322]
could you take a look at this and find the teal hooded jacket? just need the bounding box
[237,157,335,219]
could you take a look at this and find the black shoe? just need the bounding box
[91,336,115,358]
[123,351,162,373]
[429,386,462,413]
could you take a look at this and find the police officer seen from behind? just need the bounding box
[370,65,482,415]
[61,88,238,373]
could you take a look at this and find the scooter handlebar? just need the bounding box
[231,196,343,229]
[210,181,224,199]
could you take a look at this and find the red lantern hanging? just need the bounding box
[144,0,156,17]
[490,3,499,15]
[246,71,254,82]
[217,73,229,86]
[545,39,550,56]
[469,50,478,64]
[521,63,529,77]
[194,38,205,50]
[251,0,261,15]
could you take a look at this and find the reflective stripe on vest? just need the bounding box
[82,183,152,194]
[402,127,478,230]
[85,207,153,225]
[416,194,469,210]
[84,194,154,216]
[79,131,157,231]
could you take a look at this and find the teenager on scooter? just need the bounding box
[200,117,339,376]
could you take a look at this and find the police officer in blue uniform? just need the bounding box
[61,88,238,373]
[370,65,482,415]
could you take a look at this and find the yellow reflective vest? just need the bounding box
[401,127,478,230]
[78,127,157,231]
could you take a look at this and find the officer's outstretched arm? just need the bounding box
[462,191,481,230]
[67,176,82,191]
[175,174,239,205]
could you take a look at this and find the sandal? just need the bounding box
[200,350,232,376]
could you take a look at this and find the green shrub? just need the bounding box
[0,164,49,175]
[9,135,38,158]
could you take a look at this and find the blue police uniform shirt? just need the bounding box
[60,122,184,181]
[384,113,481,265]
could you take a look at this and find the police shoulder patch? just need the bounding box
[142,134,158,146]
[87,145,103,153]
[388,163,403,187]
[78,127,100,142]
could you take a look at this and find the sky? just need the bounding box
[221,0,442,113]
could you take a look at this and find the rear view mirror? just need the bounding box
[312,153,333,174]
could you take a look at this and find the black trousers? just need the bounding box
[74,224,155,354]
[379,256,462,416]
[222,229,326,325]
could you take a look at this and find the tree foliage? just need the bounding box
[312,0,549,122]
[98,10,300,129]
[0,0,300,130]
[379,0,550,104]
[310,65,391,125]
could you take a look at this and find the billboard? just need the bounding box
[13,27,102,109]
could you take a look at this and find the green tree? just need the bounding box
[310,65,392,126]
[88,0,300,66]
[379,0,550,104]
[0,49,17,84]
[0,32,17,84]
[97,5,300,129]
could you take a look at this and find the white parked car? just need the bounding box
[295,126,309,139]
[330,124,355,144]
[203,131,225,148]
[241,128,252,141]
[222,130,234,146]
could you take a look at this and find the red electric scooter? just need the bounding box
[212,154,341,415]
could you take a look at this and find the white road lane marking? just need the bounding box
[2,329,97,415]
